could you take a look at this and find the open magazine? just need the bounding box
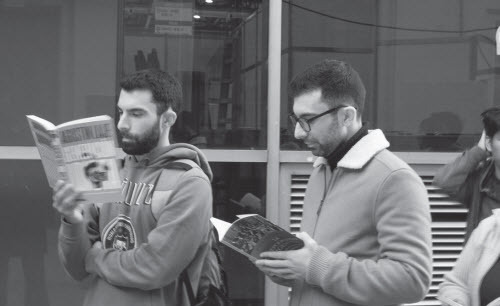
[26,115,122,203]
[210,214,304,261]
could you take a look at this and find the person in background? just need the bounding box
[433,107,500,242]
[438,209,500,306]
[255,59,432,306]
[52,69,213,306]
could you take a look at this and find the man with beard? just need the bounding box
[52,69,214,306]
[254,59,432,306]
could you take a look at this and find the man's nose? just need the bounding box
[294,123,307,140]
[117,115,129,132]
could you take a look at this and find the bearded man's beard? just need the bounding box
[119,124,160,155]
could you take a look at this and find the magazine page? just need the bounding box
[216,215,304,261]
[55,115,122,202]
[210,217,232,240]
[26,115,63,187]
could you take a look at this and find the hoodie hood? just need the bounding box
[126,143,213,181]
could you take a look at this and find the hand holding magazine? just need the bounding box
[26,115,122,203]
[210,214,304,261]
[437,295,463,306]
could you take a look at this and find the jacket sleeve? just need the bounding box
[58,204,100,281]
[305,169,433,305]
[84,174,212,290]
[437,218,490,306]
[433,146,488,201]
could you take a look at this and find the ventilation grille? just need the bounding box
[289,174,467,306]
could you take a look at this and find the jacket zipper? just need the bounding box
[312,166,336,236]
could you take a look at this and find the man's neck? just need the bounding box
[494,163,500,180]
[326,124,368,170]
[157,126,171,148]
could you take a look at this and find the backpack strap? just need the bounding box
[181,225,231,306]
[180,269,196,306]
[156,159,203,305]
[165,159,198,171]
[151,159,200,220]
[154,159,198,192]
[210,225,228,296]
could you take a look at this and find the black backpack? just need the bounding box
[180,225,230,306]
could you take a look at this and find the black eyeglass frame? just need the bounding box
[289,104,352,132]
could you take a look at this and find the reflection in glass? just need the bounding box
[122,0,268,149]
[281,1,500,152]
[0,160,71,306]
[211,162,266,306]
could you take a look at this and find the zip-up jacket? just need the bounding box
[433,146,491,241]
[290,129,432,306]
[58,143,213,306]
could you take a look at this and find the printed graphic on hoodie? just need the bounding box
[121,178,155,206]
[102,214,137,251]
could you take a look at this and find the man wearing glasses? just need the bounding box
[255,59,432,306]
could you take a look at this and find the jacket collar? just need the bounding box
[313,129,389,170]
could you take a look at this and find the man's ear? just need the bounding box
[341,106,357,127]
[160,108,177,128]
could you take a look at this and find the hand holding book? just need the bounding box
[437,295,464,306]
[52,180,88,224]
[254,231,318,282]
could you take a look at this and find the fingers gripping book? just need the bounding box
[210,214,305,261]
[26,115,122,203]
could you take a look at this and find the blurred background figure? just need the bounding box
[434,107,500,242]
[418,111,463,151]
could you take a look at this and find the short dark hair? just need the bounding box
[481,107,500,138]
[289,59,366,116]
[120,69,182,114]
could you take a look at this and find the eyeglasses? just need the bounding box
[289,105,350,132]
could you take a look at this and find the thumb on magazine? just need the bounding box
[69,198,88,223]
[296,232,315,245]
[70,207,84,223]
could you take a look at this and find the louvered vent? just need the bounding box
[288,174,467,306]
[290,174,309,234]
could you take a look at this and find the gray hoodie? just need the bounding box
[58,143,213,306]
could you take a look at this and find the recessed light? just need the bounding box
[205,0,213,3]
[193,14,201,19]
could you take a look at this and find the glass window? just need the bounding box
[121,0,268,149]
[0,1,119,304]
[0,160,84,306]
[1,1,268,305]
[0,160,266,306]
[0,1,119,146]
[281,0,500,152]
[211,162,266,306]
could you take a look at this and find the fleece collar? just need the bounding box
[313,129,389,170]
